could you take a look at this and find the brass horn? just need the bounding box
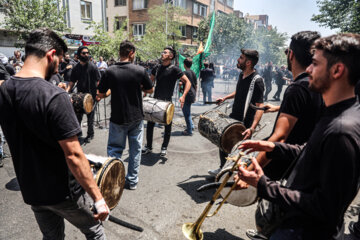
[182,152,252,240]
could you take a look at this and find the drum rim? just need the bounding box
[83,93,94,114]
[165,102,175,125]
[220,122,246,153]
[95,158,125,210]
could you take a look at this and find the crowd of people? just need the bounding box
[0,27,360,240]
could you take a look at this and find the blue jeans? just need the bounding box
[202,84,212,103]
[107,120,144,186]
[182,102,194,134]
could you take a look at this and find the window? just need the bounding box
[133,23,146,37]
[133,0,147,10]
[193,2,207,17]
[165,0,186,9]
[115,0,126,6]
[199,4,207,17]
[80,1,92,20]
[193,2,198,14]
[192,27,198,39]
[115,17,127,30]
[226,0,233,8]
[179,26,186,37]
[218,0,224,3]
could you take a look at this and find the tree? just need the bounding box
[0,0,69,46]
[135,4,187,61]
[198,14,287,66]
[312,0,360,33]
[86,20,129,60]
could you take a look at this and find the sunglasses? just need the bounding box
[81,51,89,55]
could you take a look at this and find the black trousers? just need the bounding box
[264,81,272,100]
[76,110,95,137]
[146,121,172,149]
[273,84,284,99]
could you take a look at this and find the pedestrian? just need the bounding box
[209,49,265,176]
[237,33,360,239]
[272,66,286,101]
[67,46,101,143]
[59,53,76,84]
[142,46,191,157]
[9,50,24,72]
[263,61,273,101]
[97,56,108,77]
[181,58,197,136]
[200,63,215,103]
[97,40,153,190]
[0,61,10,81]
[0,28,109,239]
[0,53,15,76]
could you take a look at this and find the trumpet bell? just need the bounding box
[182,222,203,240]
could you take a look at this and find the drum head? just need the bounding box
[217,170,257,207]
[83,94,94,114]
[165,103,175,125]
[220,123,246,153]
[95,158,125,210]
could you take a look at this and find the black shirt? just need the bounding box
[0,62,10,81]
[264,73,324,180]
[98,62,153,125]
[50,73,62,86]
[184,69,197,103]
[0,76,81,205]
[200,68,215,84]
[275,69,285,85]
[59,59,76,82]
[261,98,360,239]
[355,80,360,97]
[151,64,184,101]
[230,71,264,128]
[70,62,101,97]
[263,65,272,82]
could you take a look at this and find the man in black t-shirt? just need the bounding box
[263,61,273,101]
[0,28,109,239]
[67,46,101,143]
[142,46,191,156]
[200,62,215,103]
[272,66,287,101]
[97,40,153,190]
[211,49,265,176]
[237,33,360,240]
[59,53,76,83]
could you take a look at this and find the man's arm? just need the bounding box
[179,74,191,98]
[216,91,236,104]
[66,81,75,93]
[242,103,265,139]
[58,136,109,221]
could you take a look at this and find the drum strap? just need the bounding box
[243,74,262,121]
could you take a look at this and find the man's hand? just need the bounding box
[264,103,280,113]
[216,97,225,105]
[66,65,73,70]
[237,157,264,188]
[242,128,254,140]
[94,198,110,221]
[233,176,249,190]
[58,82,67,90]
[179,96,185,108]
[238,140,275,154]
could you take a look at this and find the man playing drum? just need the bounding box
[97,40,153,190]
[0,28,109,239]
[67,46,101,143]
[237,33,360,239]
[209,49,265,176]
[142,46,191,157]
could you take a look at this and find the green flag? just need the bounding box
[204,11,216,54]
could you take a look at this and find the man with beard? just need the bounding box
[209,49,265,176]
[236,33,360,240]
[142,46,191,157]
[67,46,101,143]
[0,28,109,239]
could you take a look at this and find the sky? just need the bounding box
[234,0,337,43]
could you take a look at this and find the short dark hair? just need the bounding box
[204,62,209,68]
[313,33,360,86]
[241,49,259,68]
[164,46,176,60]
[119,40,136,58]
[184,58,192,68]
[25,28,67,59]
[290,31,321,68]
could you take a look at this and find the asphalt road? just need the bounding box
[0,78,359,240]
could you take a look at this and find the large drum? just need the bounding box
[216,141,258,207]
[71,93,94,114]
[143,97,175,125]
[198,109,246,153]
[86,154,125,210]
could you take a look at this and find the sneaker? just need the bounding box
[125,181,137,190]
[160,147,167,157]
[84,135,94,143]
[182,130,193,136]
[208,168,221,176]
[142,145,152,155]
[246,229,268,240]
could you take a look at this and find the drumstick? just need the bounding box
[108,215,144,232]
[249,103,270,111]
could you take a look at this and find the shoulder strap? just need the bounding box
[243,74,262,120]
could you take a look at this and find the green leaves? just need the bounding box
[1,0,69,47]
[312,0,360,33]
